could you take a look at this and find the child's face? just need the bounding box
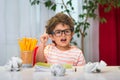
[49,23,74,48]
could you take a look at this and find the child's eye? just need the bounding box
[55,31,61,34]
[65,30,71,33]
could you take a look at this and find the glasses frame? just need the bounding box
[51,28,74,37]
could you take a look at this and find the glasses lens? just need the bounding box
[65,29,72,35]
[54,30,61,36]
[53,29,73,37]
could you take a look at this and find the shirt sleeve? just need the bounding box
[44,44,51,58]
[44,44,54,61]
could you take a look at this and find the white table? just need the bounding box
[0,66,120,80]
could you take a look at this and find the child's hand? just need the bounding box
[40,33,49,44]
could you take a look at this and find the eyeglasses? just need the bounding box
[51,29,74,37]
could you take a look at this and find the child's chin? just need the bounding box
[60,43,69,47]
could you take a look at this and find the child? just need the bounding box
[36,13,86,66]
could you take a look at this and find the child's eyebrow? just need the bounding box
[54,28,71,31]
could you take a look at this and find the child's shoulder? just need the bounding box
[70,45,82,52]
[45,44,55,49]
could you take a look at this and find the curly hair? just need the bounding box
[45,12,74,34]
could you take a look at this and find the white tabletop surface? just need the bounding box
[0,66,120,80]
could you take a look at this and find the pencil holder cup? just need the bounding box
[18,37,38,67]
[20,51,33,68]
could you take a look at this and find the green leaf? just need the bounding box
[61,5,63,9]
[98,0,107,5]
[84,0,87,3]
[85,22,90,26]
[84,32,87,36]
[100,17,107,23]
[83,22,89,33]
[44,0,53,8]
[30,0,40,5]
[75,25,80,33]
[66,0,72,6]
[89,0,94,7]
[117,2,120,7]
[51,4,56,11]
[36,0,40,4]
[79,14,84,19]
[104,6,112,12]
[83,5,88,10]
[74,22,77,25]
[71,7,74,10]
[77,33,80,37]
[65,9,70,13]
[30,0,35,5]
[88,13,97,19]
[71,41,77,46]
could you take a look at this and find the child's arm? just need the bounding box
[36,34,48,63]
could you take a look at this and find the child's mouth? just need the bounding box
[61,38,67,42]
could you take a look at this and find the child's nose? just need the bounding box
[61,31,66,36]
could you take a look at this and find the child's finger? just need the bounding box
[40,34,48,43]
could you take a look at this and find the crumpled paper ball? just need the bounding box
[50,64,66,76]
[4,56,22,71]
[84,60,107,73]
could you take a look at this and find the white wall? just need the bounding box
[0,0,54,65]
